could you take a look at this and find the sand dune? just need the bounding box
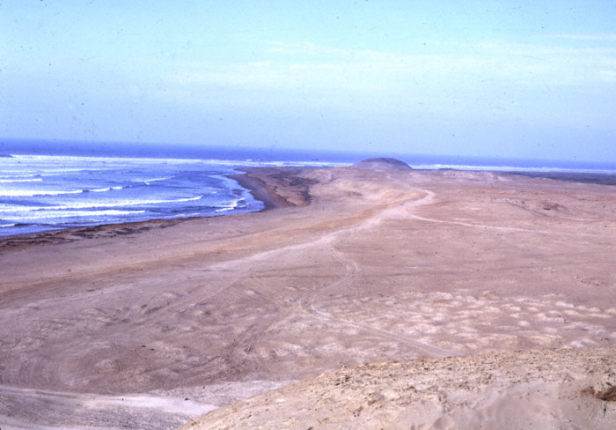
[1,166,615,429]
[180,347,616,429]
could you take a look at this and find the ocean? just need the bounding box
[1,140,615,238]
[0,141,357,237]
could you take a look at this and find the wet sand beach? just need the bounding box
[1,164,615,429]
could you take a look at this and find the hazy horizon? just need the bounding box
[1,1,615,164]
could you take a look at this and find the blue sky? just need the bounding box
[1,1,615,163]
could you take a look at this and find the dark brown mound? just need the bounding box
[352,157,412,171]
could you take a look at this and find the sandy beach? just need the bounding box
[1,163,615,429]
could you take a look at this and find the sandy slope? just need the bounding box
[1,166,615,429]
[180,347,616,429]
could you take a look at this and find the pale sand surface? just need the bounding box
[1,166,615,429]
[181,347,616,430]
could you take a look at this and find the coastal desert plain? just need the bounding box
[1,161,616,429]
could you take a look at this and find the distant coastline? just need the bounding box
[2,139,615,174]
[507,170,616,186]
[2,139,616,239]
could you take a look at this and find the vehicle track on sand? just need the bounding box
[407,213,613,237]
[299,244,455,359]
[253,183,454,359]
[215,184,454,360]
[390,182,613,238]
[0,174,451,429]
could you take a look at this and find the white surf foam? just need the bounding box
[142,176,174,185]
[0,178,43,183]
[0,189,85,197]
[0,195,206,212]
[89,186,125,193]
[2,209,147,222]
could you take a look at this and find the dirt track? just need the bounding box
[1,166,615,429]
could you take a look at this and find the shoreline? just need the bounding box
[2,166,616,429]
[2,165,615,249]
[506,170,616,186]
[2,166,615,245]
[228,171,287,210]
[0,168,298,249]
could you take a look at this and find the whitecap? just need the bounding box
[2,209,147,221]
[0,195,205,212]
[1,185,130,197]
[142,176,174,185]
[0,178,43,183]
[0,189,84,197]
[89,186,124,193]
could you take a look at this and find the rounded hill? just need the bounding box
[351,157,412,171]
